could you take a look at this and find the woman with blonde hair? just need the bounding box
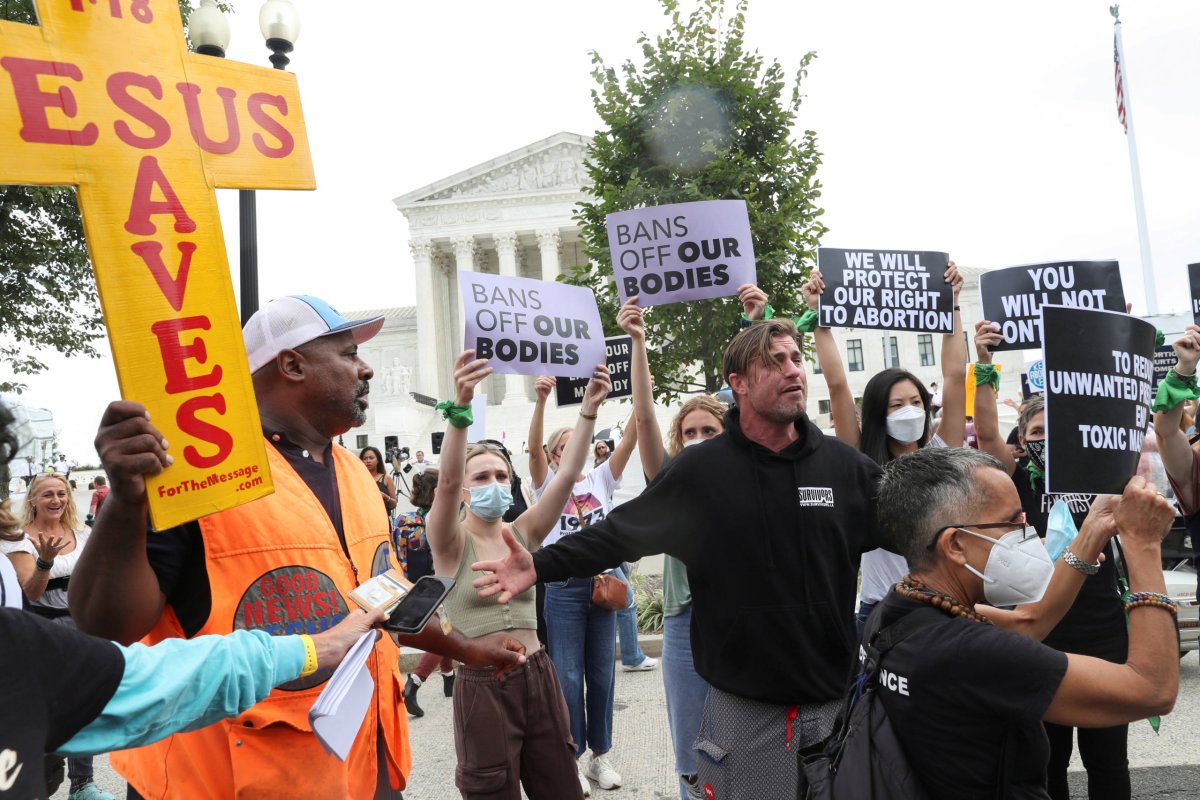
[2,472,114,800]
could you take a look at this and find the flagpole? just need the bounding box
[1111,5,1159,316]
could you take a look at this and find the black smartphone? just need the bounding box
[384,575,455,634]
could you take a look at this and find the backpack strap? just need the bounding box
[870,605,945,656]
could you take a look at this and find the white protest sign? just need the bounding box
[458,272,606,378]
[606,199,756,307]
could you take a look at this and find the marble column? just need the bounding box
[451,235,477,352]
[536,229,561,284]
[494,232,529,405]
[431,249,455,398]
[409,238,438,398]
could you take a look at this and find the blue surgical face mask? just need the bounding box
[1045,499,1078,563]
[468,482,512,521]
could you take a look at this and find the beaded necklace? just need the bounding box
[895,574,991,625]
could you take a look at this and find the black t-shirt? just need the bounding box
[1012,467,1126,658]
[147,432,345,638]
[872,593,1068,800]
[0,609,125,799]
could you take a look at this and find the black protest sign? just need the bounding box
[1152,345,1178,389]
[1190,263,1200,325]
[1043,305,1155,496]
[816,248,953,334]
[555,336,634,407]
[979,261,1125,352]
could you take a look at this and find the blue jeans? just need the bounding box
[545,577,616,757]
[617,566,647,667]
[663,607,710,800]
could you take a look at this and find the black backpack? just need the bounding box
[801,606,1016,800]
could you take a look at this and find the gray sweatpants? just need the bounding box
[694,687,839,800]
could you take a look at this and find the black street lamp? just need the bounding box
[188,0,300,326]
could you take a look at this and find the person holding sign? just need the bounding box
[800,264,966,632]
[427,351,615,799]
[617,294,729,800]
[973,320,1134,800]
[474,318,884,800]
[526,376,640,794]
[869,448,1177,799]
[70,296,528,800]
[1154,325,1200,595]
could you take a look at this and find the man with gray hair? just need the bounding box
[865,446,1176,799]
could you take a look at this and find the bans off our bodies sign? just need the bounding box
[459,272,606,378]
[0,2,316,527]
[606,200,756,307]
[979,261,1125,352]
[1042,305,1155,496]
[817,248,954,334]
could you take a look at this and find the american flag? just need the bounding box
[1114,34,1127,133]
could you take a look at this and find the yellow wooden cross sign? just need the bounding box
[0,1,314,528]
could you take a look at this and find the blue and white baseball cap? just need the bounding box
[243,295,384,373]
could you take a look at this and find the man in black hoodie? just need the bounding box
[473,319,886,800]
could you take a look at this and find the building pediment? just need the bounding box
[393,132,590,209]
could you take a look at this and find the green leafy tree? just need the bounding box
[0,0,230,393]
[572,0,827,400]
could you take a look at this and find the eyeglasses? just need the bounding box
[925,519,1030,551]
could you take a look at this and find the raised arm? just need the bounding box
[527,376,554,489]
[935,262,967,447]
[619,296,666,480]
[971,320,1016,475]
[517,366,610,545]
[1043,477,1179,727]
[1154,325,1200,512]
[69,401,174,644]
[427,351,492,572]
[605,409,638,482]
[803,271,860,445]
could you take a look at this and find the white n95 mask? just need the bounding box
[885,405,927,443]
[960,526,1054,607]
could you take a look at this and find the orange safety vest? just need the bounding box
[112,442,411,799]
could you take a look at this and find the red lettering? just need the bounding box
[275,576,288,595]
[242,599,264,627]
[247,93,294,158]
[0,57,98,146]
[312,591,330,616]
[149,315,221,394]
[305,572,318,592]
[124,156,196,235]
[266,596,282,624]
[283,593,311,620]
[290,574,303,594]
[177,83,241,155]
[259,576,274,597]
[107,72,169,149]
[132,241,197,312]
[177,393,233,469]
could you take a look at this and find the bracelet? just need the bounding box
[1062,548,1100,576]
[1123,592,1178,617]
[434,401,474,429]
[1151,368,1200,413]
[974,362,1001,391]
[953,305,961,311]
[794,308,819,333]
[579,410,598,421]
[35,558,53,572]
[298,634,319,677]
[1173,366,1197,379]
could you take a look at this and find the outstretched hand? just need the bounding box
[802,271,825,313]
[737,284,768,321]
[945,261,963,302]
[580,364,613,414]
[453,349,492,406]
[1172,324,1200,374]
[974,320,1002,364]
[93,401,173,506]
[617,297,645,342]
[311,608,387,671]
[471,527,538,605]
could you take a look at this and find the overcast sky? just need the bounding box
[10,0,1200,460]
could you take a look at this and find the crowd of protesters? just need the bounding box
[2,283,1194,800]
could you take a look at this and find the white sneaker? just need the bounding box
[578,763,592,796]
[586,753,622,790]
[621,655,658,672]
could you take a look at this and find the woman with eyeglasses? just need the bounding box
[972,322,1133,800]
[425,350,613,799]
[868,447,1177,800]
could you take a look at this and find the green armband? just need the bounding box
[1151,368,1200,413]
[794,308,819,333]
[974,362,1001,391]
[741,303,776,324]
[1155,329,1166,348]
[435,401,474,429]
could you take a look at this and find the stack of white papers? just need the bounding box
[309,630,377,760]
